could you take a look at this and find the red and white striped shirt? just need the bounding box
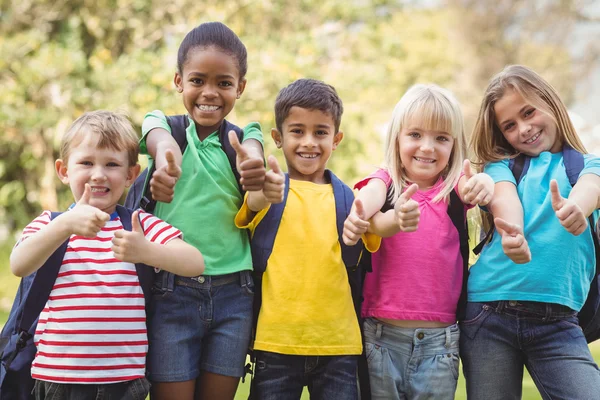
[18,209,181,384]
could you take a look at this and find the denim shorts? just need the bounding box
[363,318,460,400]
[146,270,254,381]
[460,301,600,400]
[32,378,150,400]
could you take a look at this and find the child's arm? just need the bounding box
[342,179,388,245]
[458,160,494,206]
[551,175,600,236]
[10,184,110,277]
[112,210,204,277]
[246,155,285,212]
[368,183,419,238]
[145,128,182,204]
[228,131,266,192]
[487,181,531,264]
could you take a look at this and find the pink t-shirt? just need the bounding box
[356,169,468,324]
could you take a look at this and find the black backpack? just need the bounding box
[124,115,244,212]
[0,206,153,400]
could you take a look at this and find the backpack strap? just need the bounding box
[138,115,189,212]
[508,154,530,185]
[17,212,68,334]
[447,190,470,320]
[563,144,584,186]
[218,119,245,196]
[115,205,154,305]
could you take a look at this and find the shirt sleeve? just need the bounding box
[242,121,264,146]
[15,211,52,246]
[581,154,600,179]
[483,159,515,185]
[354,169,392,191]
[140,110,171,155]
[137,211,182,245]
[234,193,270,236]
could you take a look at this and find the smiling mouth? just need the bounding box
[298,153,319,159]
[414,157,435,163]
[91,187,109,193]
[196,105,221,111]
[524,131,541,144]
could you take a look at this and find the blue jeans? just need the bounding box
[460,301,600,400]
[363,318,460,400]
[146,271,254,381]
[32,378,150,400]
[252,350,358,400]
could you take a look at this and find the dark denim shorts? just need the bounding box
[146,270,254,381]
[32,378,150,400]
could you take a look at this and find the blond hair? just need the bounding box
[471,64,587,164]
[60,110,140,166]
[383,84,466,203]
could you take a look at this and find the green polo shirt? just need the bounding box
[140,110,263,275]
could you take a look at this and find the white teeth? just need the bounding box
[414,157,435,163]
[299,153,318,159]
[525,132,541,144]
[197,105,219,111]
[91,188,108,193]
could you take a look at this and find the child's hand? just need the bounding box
[394,184,420,232]
[460,160,494,206]
[263,155,285,204]
[229,131,266,192]
[343,198,370,246]
[494,217,531,264]
[112,210,148,263]
[550,179,588,236]
[69,184,111,237]
[150,150,181,203]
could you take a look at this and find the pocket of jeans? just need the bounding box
[241,276,255,297]
[151,283,172,300]
[126,377,151,400]
[459,303,492,340]
[557,317,585,339]
[364,342,377,363]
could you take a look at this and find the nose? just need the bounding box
[91,166,107,181]
[419,137,435,152]
[202,83,218,99]
[302,134,317,148]
[518,120,531,136]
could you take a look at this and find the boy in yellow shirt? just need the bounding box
[236,79,365,400]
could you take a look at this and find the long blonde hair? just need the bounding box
[384,84,466,203]
[471,64,587,164]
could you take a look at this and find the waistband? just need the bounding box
[485,300,576,319]
[364,317,458,349]
[174,270,253,288]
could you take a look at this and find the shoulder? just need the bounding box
[355,168,391,191]
[582,153,600,176]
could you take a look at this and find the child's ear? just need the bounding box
[174,73,183,93]
[236,78,247,99]
[271,128,283,148]
[126,164,142,187]
[332,131,344,150]
[55,159,69,184]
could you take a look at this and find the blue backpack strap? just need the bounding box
[562,144,584,186]
[509,154,530,185]
[115,205,154,305]
[251,174,290,273]
[218,119,245,196]
[447,190,470,321]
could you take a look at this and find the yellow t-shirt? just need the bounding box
[236,179,362,355]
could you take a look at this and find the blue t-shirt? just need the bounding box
[468,151,600,311]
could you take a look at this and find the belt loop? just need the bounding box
[445,326,452,348]
[375,322,383,340]
[240,270,249,287]
[495,301,504,313]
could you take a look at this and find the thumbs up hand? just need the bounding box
[262,155,285,204]
[229,131,266,192]
[394,184,420,232]
[550,179,587,236]
[343,198,371,246]
[69,184,110,237]
[112,210,148,263]
[494,217,531,264]
[460,160,494,206]
[150,149,181,203]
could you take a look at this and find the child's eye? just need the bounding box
[219,81,233,87]
[190,78,203,85]
[408,132,421,138]
[503,122,515,132]
[107,162,120,167]
[80,161,93,166]
[437,136,449,142]
[291,129,302,135]
[316,130,328,136]
[524,108,535,118]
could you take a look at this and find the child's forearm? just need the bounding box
[357,179,388,219]
[146,128,182,167]
[10,215,73,277]
[369,210,401,238]
[241,138,264,160]
[570,174,600,217]
[141,239,204,277]
[487,181,524,228]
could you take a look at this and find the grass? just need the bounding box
[2,240,599,400]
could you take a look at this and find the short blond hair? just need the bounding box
[471,64,587,164]
[60,110,139,166]
[384,84,466,203]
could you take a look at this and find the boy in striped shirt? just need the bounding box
[10,110,205,400]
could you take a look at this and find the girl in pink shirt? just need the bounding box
[343,84,493,399]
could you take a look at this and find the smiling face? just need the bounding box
[272,106,343,184]
[174,46,246,139]
[398,126,454,189]
[56,134,139,214]
[494,88,561,156]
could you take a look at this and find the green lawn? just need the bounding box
[2,246,599,400]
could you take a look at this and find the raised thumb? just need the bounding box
[354,198,365,220]
[400,183,419,202]
[79,183,92,205]
[463,159,474,180]
[267,155,282,175]
[131,210,143,233]
[228,130,247,159]
[550,179,563,210]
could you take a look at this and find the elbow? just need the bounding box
[10,256,28,278]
